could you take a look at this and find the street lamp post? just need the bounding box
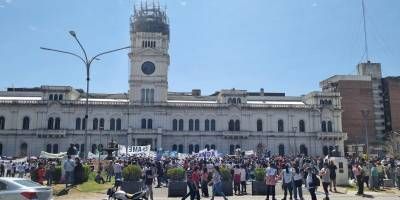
[41,31,131,160]
[292,126,298,155]
[361,109,370,158]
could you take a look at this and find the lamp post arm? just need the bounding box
[40,47,86,65]
[71,36,89,62]
[89,46,131,65]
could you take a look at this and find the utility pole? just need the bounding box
[361,109,370,158]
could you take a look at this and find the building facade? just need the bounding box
[0,6,347,157]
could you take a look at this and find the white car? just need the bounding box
[0,178,53,200]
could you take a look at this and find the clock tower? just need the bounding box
[129,4,170,104]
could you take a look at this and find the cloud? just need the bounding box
[0,5,4,8]
[312,2,318,7]
[180,1,187,6]
[5,0,13,3]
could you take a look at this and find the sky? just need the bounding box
[0,0,399,96]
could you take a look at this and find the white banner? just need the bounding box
[195,149,219,158]
[127,145,151,156]
[39,151,67,159]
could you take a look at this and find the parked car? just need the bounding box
[0,177,53,200]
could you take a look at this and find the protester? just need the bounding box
[292,164,304,200]
[328,160,337,192]
[305,167,318,200]
[144,163,154,200]
[265,162,278,200]
[281,163,294,200]
[35,163,46,185]
[210,166,228,200]
[74,157,84,185]
[63,155,75,188]
[201,168,209,197]
[320,163,331,200]
[240,165,247,195]
[233,165,241,195]
[46,162,56,186]
[95,171,105,184]
[352,163,364,195]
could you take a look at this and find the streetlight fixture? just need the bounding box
[41,31,131,160]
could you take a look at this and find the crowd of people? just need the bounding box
[1,152,400,200]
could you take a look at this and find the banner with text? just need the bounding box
[127,145,151,156]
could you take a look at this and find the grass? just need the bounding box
[52,171,113,196]
[76,172,113,193]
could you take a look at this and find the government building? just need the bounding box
[0,6,347,157]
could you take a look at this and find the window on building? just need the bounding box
[93,118,98,130]
[49,94,53,100]
[300,144,308,156]
[232,98,237,104]
[189,119,194,131]
[211,144,216,150]
[172,119,177,131]
[228,120,234,131]
[278,144,285,156]
[178,119,184,131]
[172,144,177,151]
[110,118,115,131]
[195,119,200,131]
[178,144,184,153]
[59,94,63,101]
[46,144,52,153]
[235,120,240,131]
[20,143,27,157]
[116,118,122,130]
[99,118,105,130]
[148,119,153,129]
[0,116,4,130]
[53,144,59,154]
[257,119,263,132]
[188,144,193,154]
[194,144,200,153]
[141,89,145,103]
[230,145,235,155]
[278,119,284,132]
[321,121,327,132]
[211,119,216,131]
[55,117,61,130]
[205,119,210,131]
[299,120,305,132]
[75,118,81,130]
[47,118,54,130]
[54,94,58,101]
[141,119,147,129]
[0,143,2,156]
[82,118,86,130]
[228,98,232,104]
[327,121,333,132]
[91,144,97,154]
[205,144,210,151]
[22,117,30,130]
[323,146,329,156]
[80,144,85,154]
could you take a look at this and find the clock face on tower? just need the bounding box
[141,61,156,75]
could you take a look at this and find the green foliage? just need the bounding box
[220,167,232,181]
[122,165,142,181]
[82,165,91,182]
[254,168,266,182]
[167,167,186,181]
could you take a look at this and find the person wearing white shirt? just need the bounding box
[240,165,247,195]
[281,164,294,200]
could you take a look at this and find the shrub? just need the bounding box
[254,168,265,182]
[167,167,185,181]
[122,165,142,181]
[82,165,91,182]
[54,166,62,183]
[220,167,232,181]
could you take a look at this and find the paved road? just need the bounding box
[55,185,400,200]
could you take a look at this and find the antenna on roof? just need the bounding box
[361,0,370,62]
